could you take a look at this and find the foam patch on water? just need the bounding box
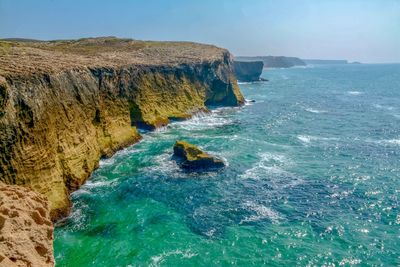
[174,111,233,131]
[339,258,362,266]
[244,99,256,106]
[369,138,400,146]
[373,104,395,111]
[240,152,291,179]
[150,249,197,266]
[305,108,327,114]
[297,135,339,145]
[99,147,145,167]
[347,91,363,96]
[240,201,281,224]
[146,152,180,174]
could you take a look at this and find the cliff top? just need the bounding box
[0,37,228,76]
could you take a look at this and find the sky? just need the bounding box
[0,0,399,63]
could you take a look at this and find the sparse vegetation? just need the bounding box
[0,37,225,76]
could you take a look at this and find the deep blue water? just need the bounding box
[55,64,400,266]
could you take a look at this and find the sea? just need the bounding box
[54,64,400,266]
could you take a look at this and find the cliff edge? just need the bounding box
[0,37,244,220]
[233,61,264,82]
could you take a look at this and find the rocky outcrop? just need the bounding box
[173,140,225,170]
[233,61,264,82]
[236,56,306,68]
[0,182,54,267]
[0,37,244,219]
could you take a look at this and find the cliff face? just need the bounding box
[233,61,264,82]
[0,182,54,266]
[0,38,244,220]
[236,56,306,68]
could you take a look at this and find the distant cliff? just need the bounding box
[233,61,264,82]
[236,56,306,68]
[0,37,244,220]
[302,59,348,65]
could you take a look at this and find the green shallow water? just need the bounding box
[54,64,400,266]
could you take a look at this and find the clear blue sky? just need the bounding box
[1,0,399,63]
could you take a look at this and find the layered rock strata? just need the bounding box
[0,37,244,219]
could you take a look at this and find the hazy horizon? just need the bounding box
[1,0,399,63]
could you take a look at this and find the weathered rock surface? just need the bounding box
[0,37,244,219]
[173,140,225,170]
[0,182,54,267]
[233,61,264,82]
[236,56,306,68]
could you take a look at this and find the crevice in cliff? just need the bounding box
[16,99,35,128]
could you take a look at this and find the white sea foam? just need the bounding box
[240,152,291,179]
[297,135,339,145]
[146,152,180,175]
[297,135,312,144]
[240,201,281,224]
[339,258,362,266]
[175,112,232,131]
[373,104,395,111]
[305,108,327,114]
[370,138,400,146]
[99,147,145,167]
[150,249,197,266]
[84,180,114,189]
[244,99,256,106]
[347,91,363,96]
[384,139,400,145]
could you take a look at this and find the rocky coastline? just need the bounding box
[0,37,244,266]
[233,60,264,82]
[236,55,306,68]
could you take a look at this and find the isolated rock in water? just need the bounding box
[0,182,54,267]
[173,140,225,170]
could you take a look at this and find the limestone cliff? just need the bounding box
[0,182,54,266]
[236,56,306,68]
[0,37,244,220]
[233,61,264,82]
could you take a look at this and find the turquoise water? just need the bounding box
[54,64,400,266]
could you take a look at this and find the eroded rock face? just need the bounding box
[233,61,264,82]
[0,182,54,267]
[173,140,225,170]
[0,37,244,219]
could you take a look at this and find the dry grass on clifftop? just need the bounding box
[0,37,227,76]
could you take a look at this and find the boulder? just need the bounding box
[173,141,225,170]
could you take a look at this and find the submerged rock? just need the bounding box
[173,140,225,170]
